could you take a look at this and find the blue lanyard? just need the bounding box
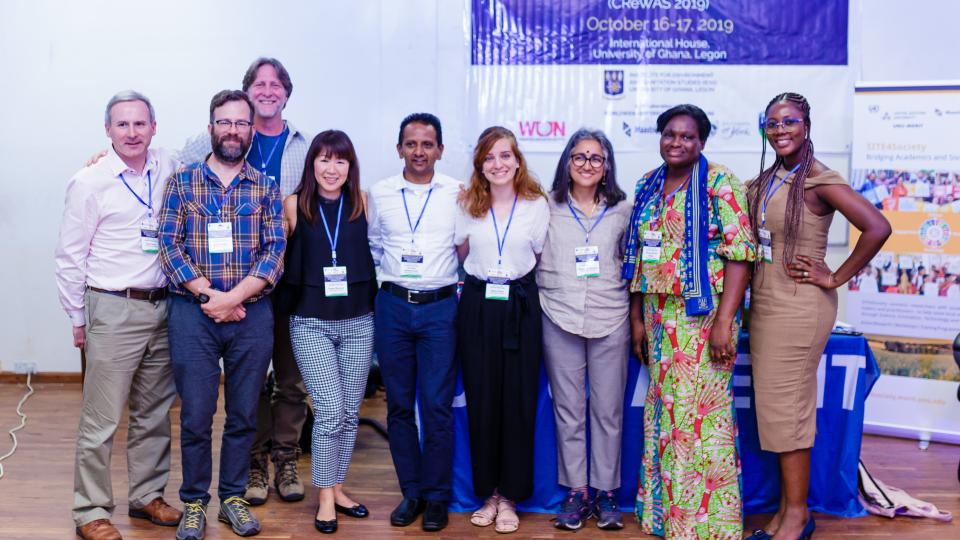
[253,127,287,172]
[492,194,519,266]
[650,172,689,227]
[318,195,344,266]
[401,186,434,241]
[567,199,609,244]
[119,170,153,215]
[206,164,239,220]
[761,164,801,227]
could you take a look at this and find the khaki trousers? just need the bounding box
[72,290,176,526]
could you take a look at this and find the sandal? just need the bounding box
[470,494,500,527]
[495,498,519,534]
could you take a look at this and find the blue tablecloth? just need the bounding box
[447,332,879,517]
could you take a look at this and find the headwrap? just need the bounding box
[622,154,713,317]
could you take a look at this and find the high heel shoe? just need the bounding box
[796,517,815,540]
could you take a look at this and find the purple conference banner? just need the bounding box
[471,0,848,65]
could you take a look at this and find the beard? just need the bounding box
[212,132,250,165]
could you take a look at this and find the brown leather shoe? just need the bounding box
[129,497,182,526]
[76,518,122,540]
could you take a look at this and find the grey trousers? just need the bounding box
[542,314,629,491]
[72,290,176,526]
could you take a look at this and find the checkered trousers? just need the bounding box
[289,313,374,488]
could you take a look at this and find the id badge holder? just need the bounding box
[400,246,424,278]
[140,216,159,253]
[641,230,662,262]
[758,228,773,263]
[485,267,510,301]
[208,222,234,254]
[323,266,348,297]
[575,245,600,278]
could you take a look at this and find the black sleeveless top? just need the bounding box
[278,193,376,320]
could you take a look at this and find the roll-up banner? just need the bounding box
[849,82,960,443]
[467,0,851,156]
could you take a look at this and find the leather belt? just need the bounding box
[89,286,168,302]
[380,282,456,305]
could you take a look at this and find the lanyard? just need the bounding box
[567,199,609,244]
[401,186,434,242]
[492,194,519,266]
[761,164,801,226]
[253,127,287,172]
[318,195,345,266]
[650,173,689,228]
[206,164,239,220]
[119,171,153,215]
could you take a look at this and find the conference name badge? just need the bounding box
[140,217,159,253]
[758,228,773,263]
[574,245,600,278]
[400,247,424,278]
[641,230,662,262]
[485,267,510,301]
[323,266,348,297]
[207,222,233,253]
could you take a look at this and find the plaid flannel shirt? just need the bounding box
[158,160,285,299]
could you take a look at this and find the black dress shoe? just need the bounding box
[421,500,448,532]
[314,518,338,534]
[335,502,369,518]
[390,497,426,527]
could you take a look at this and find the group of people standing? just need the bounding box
[55,54,892,540]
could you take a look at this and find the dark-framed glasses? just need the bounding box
[571,153,605,168]
[213,119,253,129]
[763,117,804,132]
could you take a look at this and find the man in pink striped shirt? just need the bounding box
[55,91,182,540]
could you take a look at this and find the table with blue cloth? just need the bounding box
[447,331,880,517]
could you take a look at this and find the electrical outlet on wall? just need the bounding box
[14,362,37,374]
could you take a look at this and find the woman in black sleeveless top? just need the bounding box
[279,130,376,534]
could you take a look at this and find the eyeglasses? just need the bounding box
[763,117,804,132]
[213,119,253,129]
[571,153,605,168]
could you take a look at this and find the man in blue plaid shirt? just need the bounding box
[158,89,285,540]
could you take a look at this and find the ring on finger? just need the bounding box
[803,271,809,277]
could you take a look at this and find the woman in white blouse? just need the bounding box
[455,126,549,534]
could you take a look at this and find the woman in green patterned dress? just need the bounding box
[623,104,756,539]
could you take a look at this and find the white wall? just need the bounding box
[1,0,956,372]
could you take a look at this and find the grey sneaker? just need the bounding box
[554,490,591,530]
[176,500,207,540]
[218,496,261,537]
[593,490,624,530]
[273,457,305,502]
[244,453,269,506]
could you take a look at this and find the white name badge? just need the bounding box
[400,246,424,279]
[485,267,511,301]
[208,222,234,253]
[641,230,663,262]
[140,217,159,253]
[758,228,773,263]
[575,245,600,278]
[323,266,348,297]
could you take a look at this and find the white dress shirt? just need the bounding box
[367,172,462,290]
[55,147,178,326]
[455,195,550,280]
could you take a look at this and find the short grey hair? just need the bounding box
[104,90,156,125]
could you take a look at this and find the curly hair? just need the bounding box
[459,126,545,218]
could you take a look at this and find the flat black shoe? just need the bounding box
[421,500,448,532]
[335,502,369,518]
[390,497,426,527]
[314,518,338,534]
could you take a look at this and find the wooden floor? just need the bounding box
[0,380,957,539]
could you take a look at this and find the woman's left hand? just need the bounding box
[787,254,838,289]
[708,319,736,371]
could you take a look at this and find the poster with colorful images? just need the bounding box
[850,82,960,443]
[467,0,851,154]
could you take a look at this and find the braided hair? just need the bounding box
[747,92,815,272]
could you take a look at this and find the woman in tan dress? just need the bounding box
[746,93,890,540]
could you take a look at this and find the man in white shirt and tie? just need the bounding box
[55,91,182,540]
[366,113,461,532]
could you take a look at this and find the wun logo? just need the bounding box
[604,70,624,99]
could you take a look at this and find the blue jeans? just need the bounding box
[375,290,457,501]
[168,295,273,504]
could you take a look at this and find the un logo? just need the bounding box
[604,70,624,99]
